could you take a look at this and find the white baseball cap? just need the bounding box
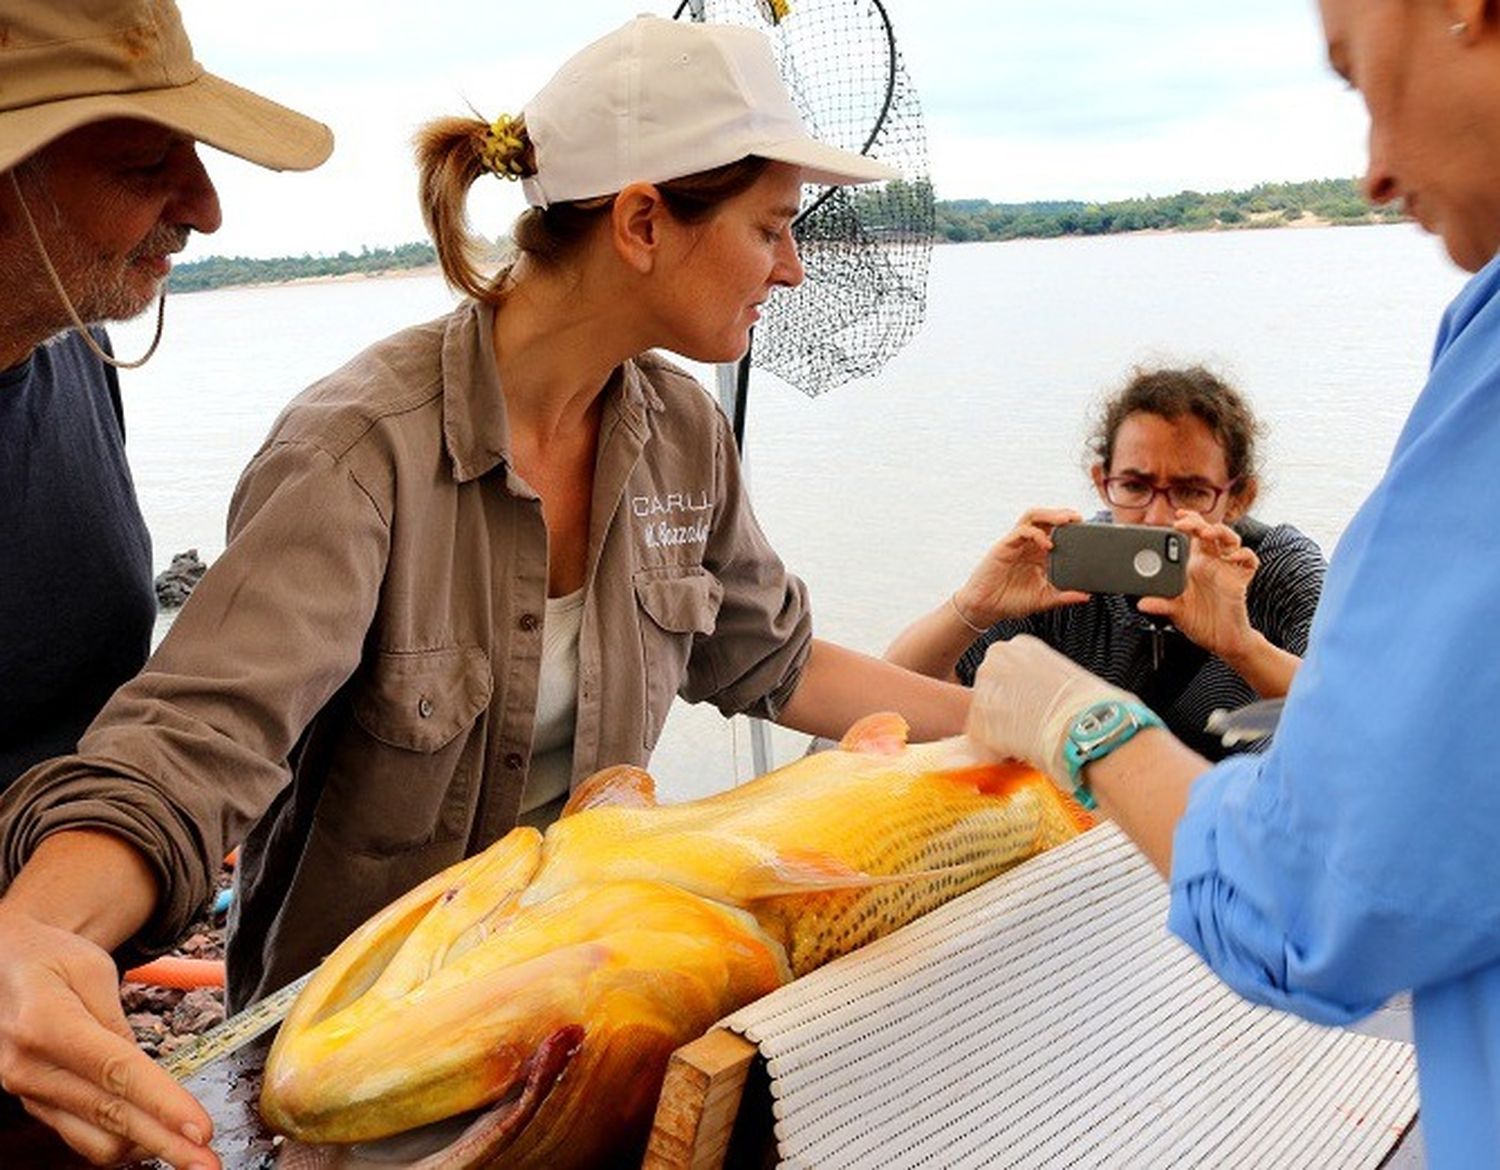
[520,15,898,208]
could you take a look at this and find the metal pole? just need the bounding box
[714,357,774,777]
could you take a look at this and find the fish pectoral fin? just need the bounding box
[562,765,658,816]
[404,1024,585,1170]
[730,848,957,900]
[838,712,910,755]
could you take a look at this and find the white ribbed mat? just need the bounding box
[723,823,1418,1170]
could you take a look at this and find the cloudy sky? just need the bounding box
[177,0,1368,261]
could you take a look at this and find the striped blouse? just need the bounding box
[955,519,1326,760]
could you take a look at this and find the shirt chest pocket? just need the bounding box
[634,567,723,750]
[316,646,493,855]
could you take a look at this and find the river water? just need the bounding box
[111,224,1468,796]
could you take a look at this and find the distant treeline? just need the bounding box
[170,178,1401,293]
[170,241,437,293]
[934,178,1403,243]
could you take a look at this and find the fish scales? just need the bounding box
[261,714,1091,1168]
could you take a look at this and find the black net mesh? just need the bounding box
[676,0,933,397]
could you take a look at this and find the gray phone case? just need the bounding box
[1048,523,1188,598]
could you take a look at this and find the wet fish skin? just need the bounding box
[261,713,1090,1166]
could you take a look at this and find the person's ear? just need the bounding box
[1089,462,1109,501]
[611,182,665,274]
[1445,0,1488,40]
[1225,476,1258,522]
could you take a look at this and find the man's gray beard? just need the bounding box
[53,221,184,326]
[10,163,185,329]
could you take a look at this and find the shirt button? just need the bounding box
[518,612,539,632]
[504,751,524,770]
[418,697,434,718]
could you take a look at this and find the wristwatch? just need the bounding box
[1061,699,1164,810]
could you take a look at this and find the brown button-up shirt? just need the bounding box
[0,300,812,1006]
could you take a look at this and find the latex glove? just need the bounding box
[965,634,1136,790]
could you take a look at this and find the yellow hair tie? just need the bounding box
[479,113,527,179]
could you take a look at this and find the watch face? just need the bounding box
[1072,701,1125,745]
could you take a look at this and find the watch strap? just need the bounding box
[1062,699,1164,810]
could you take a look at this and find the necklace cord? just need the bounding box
[8,170,167,370]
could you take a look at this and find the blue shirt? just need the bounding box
[1168,251,1500,1168]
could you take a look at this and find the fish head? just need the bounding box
[262,874,788,1167]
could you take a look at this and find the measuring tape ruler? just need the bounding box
[159,971,313,1082]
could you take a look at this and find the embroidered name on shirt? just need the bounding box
[632,491,711,517]
[633,492,712,550]
[643,518,711,549]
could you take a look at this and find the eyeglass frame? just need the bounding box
[1099,474,1241,513]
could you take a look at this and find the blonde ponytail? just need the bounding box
[412,114,535,302]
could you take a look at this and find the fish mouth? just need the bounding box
[277,1025,585,1169]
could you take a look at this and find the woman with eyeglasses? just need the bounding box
[885,365,1325,759]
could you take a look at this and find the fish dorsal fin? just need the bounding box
[728,847,966,901]
[839,711,910,755]
[562,764,657,817]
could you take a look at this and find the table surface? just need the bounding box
[0,996,1426,1168]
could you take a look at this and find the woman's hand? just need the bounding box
[1137,511,1258,658]
[953,508,1091,628]
[0,906,219,1169]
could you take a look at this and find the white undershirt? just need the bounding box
[520,587,584,816]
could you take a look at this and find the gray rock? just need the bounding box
[156,548,207,610]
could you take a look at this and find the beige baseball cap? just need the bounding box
[520,15,897,208]
[0,0,333,173]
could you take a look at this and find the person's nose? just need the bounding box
[166,143,224,236]
[1362,123,1398,207]
[774,231,805,289]
[1143,492,1177,527]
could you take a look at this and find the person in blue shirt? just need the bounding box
[965,3,1500,1166]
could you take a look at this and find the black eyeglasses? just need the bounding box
[1102,475,1237,514]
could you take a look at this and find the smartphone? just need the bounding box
[1047,523,1188,598]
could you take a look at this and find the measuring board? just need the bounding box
[158,972,311,1081]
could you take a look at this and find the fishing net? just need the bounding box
[675,0,933,398]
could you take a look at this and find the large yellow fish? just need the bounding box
[261,714,1091,1168]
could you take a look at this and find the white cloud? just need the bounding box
[174,0,1370,259]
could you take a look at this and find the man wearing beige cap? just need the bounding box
[0,0,331,798]
[0,2,328,1166]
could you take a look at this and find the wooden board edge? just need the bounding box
[641,1028,759,1170]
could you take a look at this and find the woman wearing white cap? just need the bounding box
[0,16,966,1168]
